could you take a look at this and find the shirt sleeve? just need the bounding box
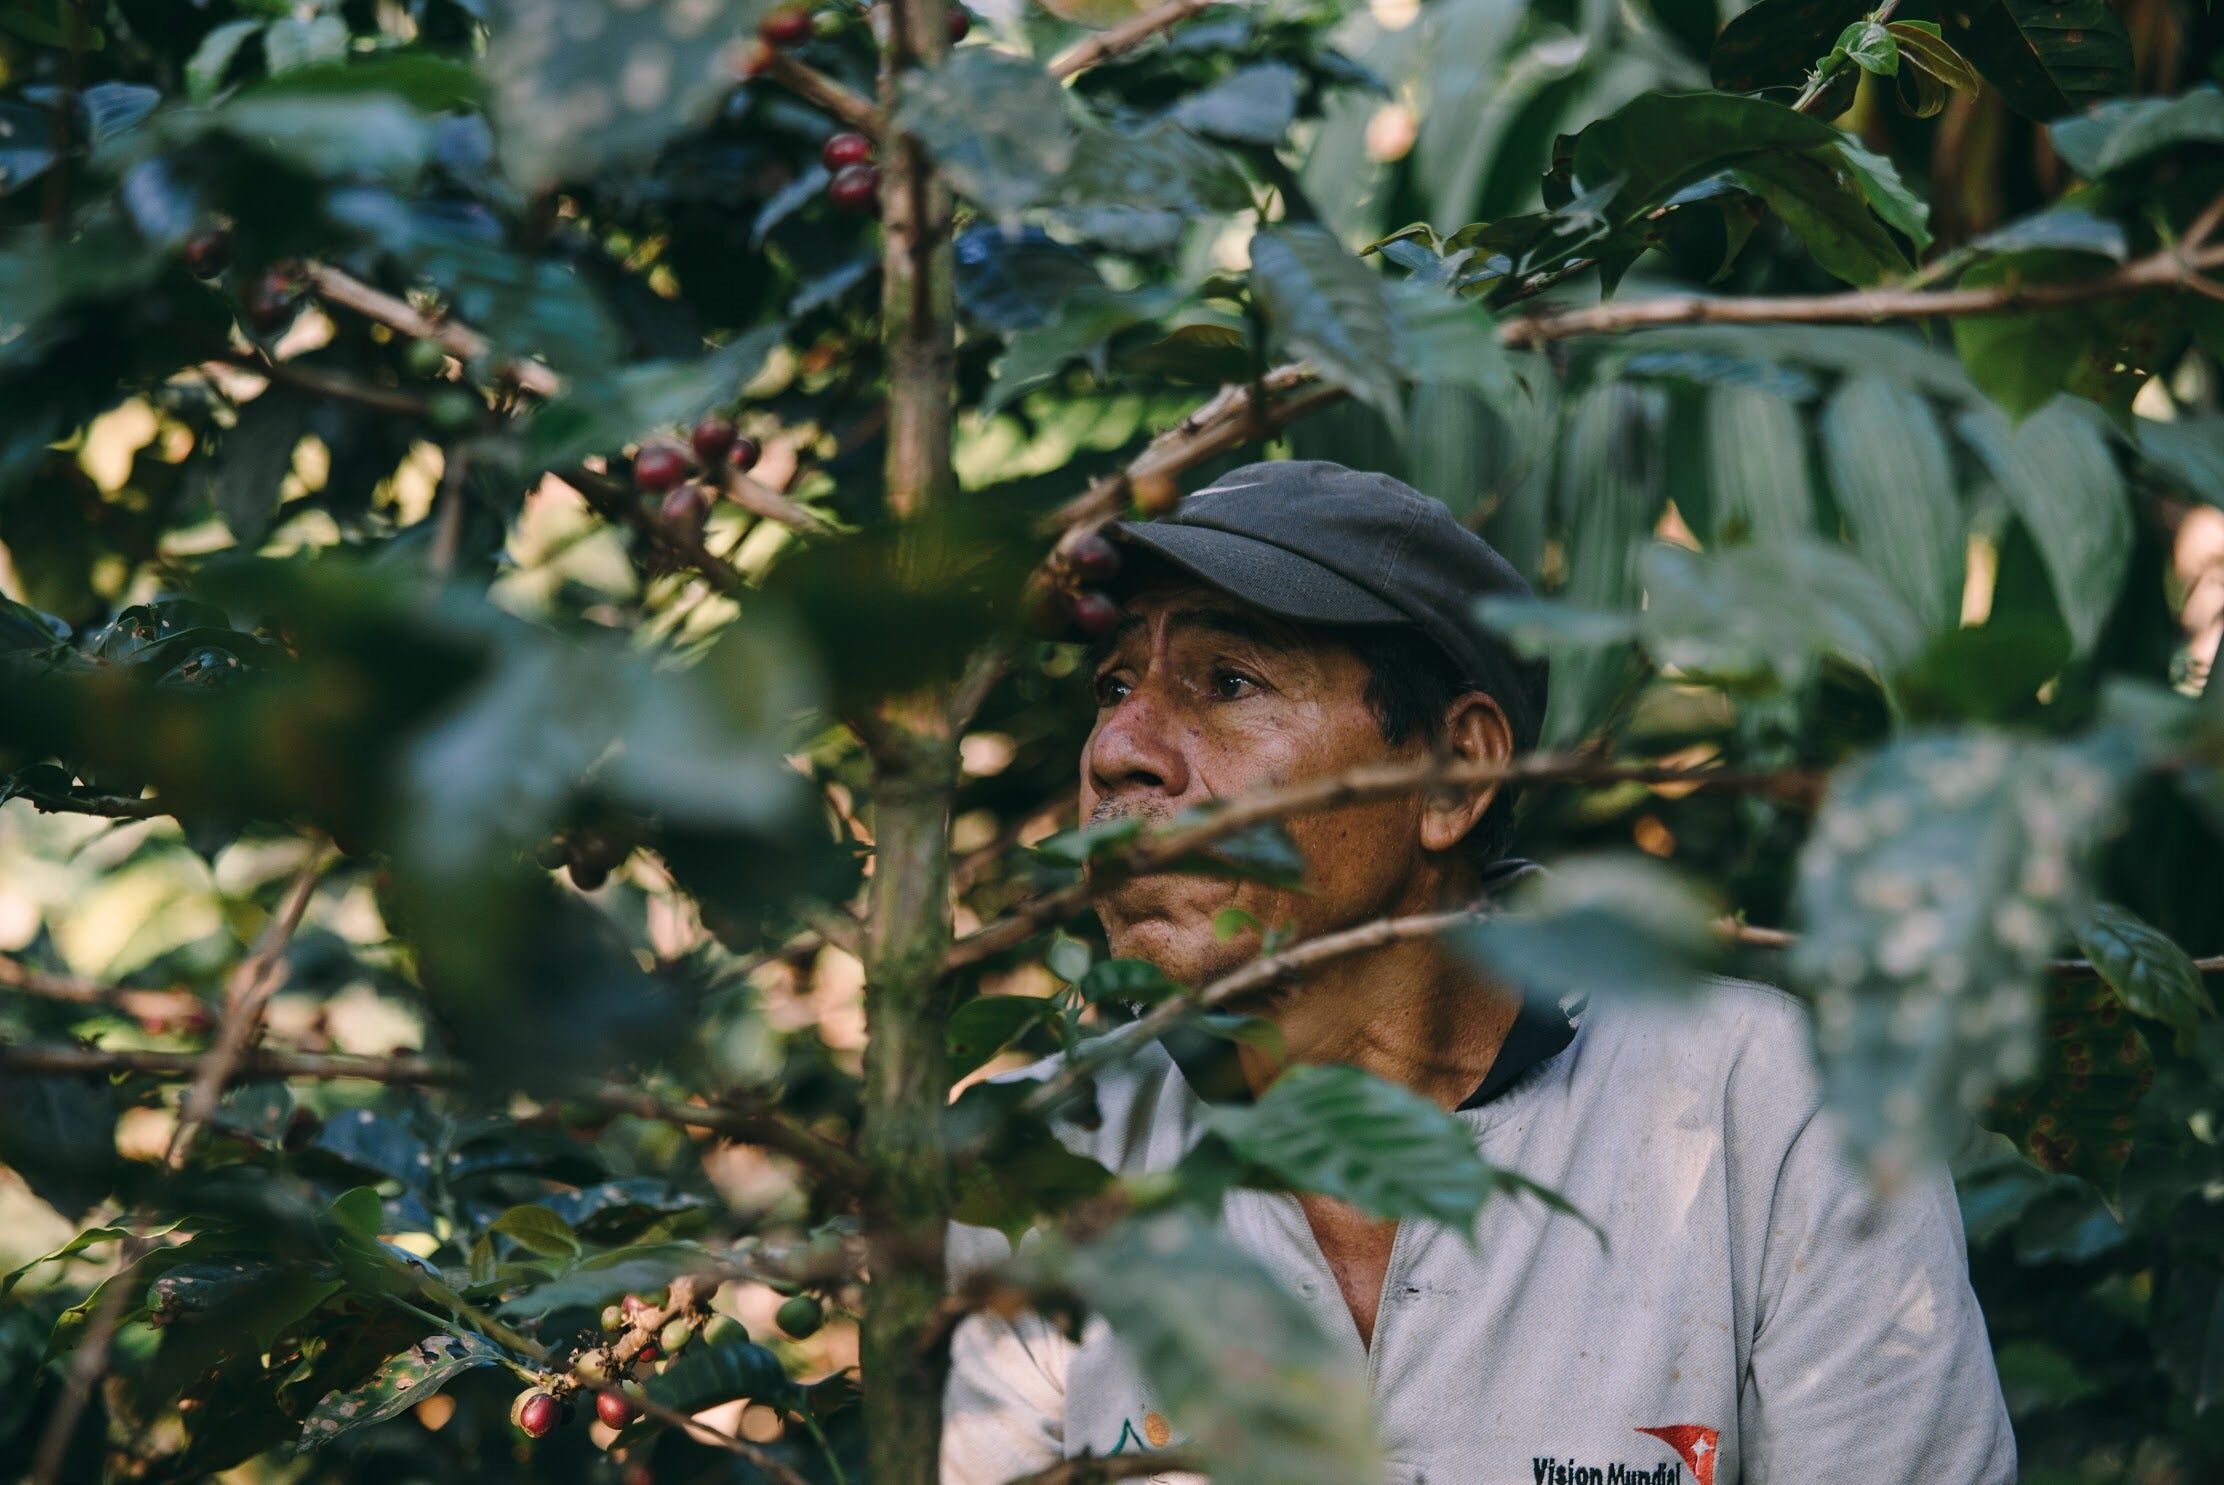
[1738,1109,2017,1485]
[940,1305,1071,1484]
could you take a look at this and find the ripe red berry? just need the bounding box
[513,1389,561,1439]
[568,859,609,893]
[634,445,689,494]
[621,1294,646,1320]
[948,6,972,41]
[820,131,872,171]
[690,415,739,466]
[661,483,711,532]
[596,1390,636,1428]
[730,435,761,472]
[1071,590,1120,638]
[828,163,879,214]
[243,272,297,334]
[1069,531,1120,580]
[759,6,812,46]
[182,228,232,279]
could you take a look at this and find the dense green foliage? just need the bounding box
[2,0,2224,1482]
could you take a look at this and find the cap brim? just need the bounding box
[1112,521,1408,627]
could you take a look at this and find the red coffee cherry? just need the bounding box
[596,1389,636,1428]
[512,1389,561,1439]
[730,435,762,472]
[1069,531,1119,580]
[634,445,689,494]
[948,7,972,41]
[827,163,879,214]
[1071,590,1120,638]
[243,272,297,334]
[690,415,738,466]
[182,228,232,279]
[660,483,711,533]
[759,7,812,46]
[820,131,872,171]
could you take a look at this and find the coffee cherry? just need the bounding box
[660,482,710,533]
[536,837,569,871]
[568,859,609,892]
[405,338,448,378]
[820,131,872,171]
[690,415,739,466]
[810,8,846,38]
[635,1341,658,1363]
[776,1294,825,1339]
[512,1389,562,1438]
[948,6,972,41]
[634,445,689,494]
[659,1318,694,1354]
[620,1294,647,1320]
[601,1303,625,1332]
[827,163,879,214]
[596,1389,636,1428]
[1071,589,1120,638]
[703,1314,748,1348]
[730,435,761,472]
[1131,469,1179,514]
[281,1107,322,1153]
[1069,531,1119,580]
[427,389,479,431]
[759,6,812,46]
[182,228,232,279]
[243,272,297,334]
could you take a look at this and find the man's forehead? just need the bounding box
[1086,580,1314,664]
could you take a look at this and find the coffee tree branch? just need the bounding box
[302,264,563,398]
[1047,0,1218,80]
[761,50,883,135]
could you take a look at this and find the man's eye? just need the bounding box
[1094,674,1132,706]
[1212,670,1258,700]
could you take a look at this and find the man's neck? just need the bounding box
[1233,922,1521,1112]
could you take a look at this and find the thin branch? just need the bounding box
[429,443,470,581]
[165,843,330,1168]
[0,954,206,1026]
[1047,0,1215,79]
[210,353,432,416]
[1001,1452,1204,1484]
[720,467,838,538]
[1715,918,2224,978]
[302,264,563,399]
[761,50,883,135]
[949,755,1819,969]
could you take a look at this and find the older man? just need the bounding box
[941,462,2015,1485]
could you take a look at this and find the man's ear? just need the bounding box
[1418,691,1513,853]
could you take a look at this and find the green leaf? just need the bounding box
[1705,383,1813,542]
[1946,0,2134,121]
[1048,119,1250,252]
[1202,1063,1498,1234]
[1569,90,1845,229]
[485,0,748,192]
[214,387,311,548]
[2138,416,2224,510]
[1641,538,1927,688]
[1888,20,1982,94]
[897,48,1075,219]
[2073,902,2215,1055]
[1731,150,1913,285]
[1955,399,2130,654]
[1060,1210,1379,1485]
[1385,280,1511,400]
[187,18,264,102]
[498,1244,713,1318]
[1790,732,2128,1182]
[490,1204,583,1260]
[1170,62,1301,145]
[1249,224,1404,425]
[2049,83,2224,179]
[1832,19,1899,76]
[217,93,437,181]
[1078,958,1180,1005]
[1709,0,1870,93]
[3,1223,176,1300]
[1950,254,2105,418]
[949,1084,1114,1240]
[1457,854,1722,1004]
[948,995,1061,1076]
[642,1338,789,1413]
[1821,376,1966,633]
[1984,976,2154,1202]
[1833,135,1932,255]
[298,1333,507,1450]
[262,13,348,75]
[1965,205,2128,260]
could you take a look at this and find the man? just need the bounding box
[941,461,2015,1485]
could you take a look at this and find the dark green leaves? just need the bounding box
[1955,400,2129,654]
[1985,978,2153,1202]
[2049,84,2224,179]
[298,1333,507,1450]
[1709,0,1870,93]
[897,49,1076,219]
[2073,902,2214,1055]
[1200,1064,1495,1235]
[1641,538,1927,689]
[1821,376,1966,633]
[1944,0,2133,121]
[1250,224,1405,424]
[1171,63,1302,145]
[1458,855,1722,1003]
[1791,733,2126,1180]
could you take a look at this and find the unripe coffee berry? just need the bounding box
[776,1294,825,1339]
[1071,590,1120,638]
[634,445,689,494]
[405,338,448,378]
[820,131,872,171]
[659,1318,694,1354]
[601,1303,625,1332]
[690,415,739,466]
[703,1314,748,1347]
[596,1389,636,1428]
[1068,531,1119,580]
[511,1389,561,1438]
[427,389,479,431]
[183,228,232,279]
[759,6,812,46]
[827,163,879,214]
[810,8,846,37]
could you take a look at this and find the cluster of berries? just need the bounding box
[535,829,632,892]
[1031,529,1123,638]
[631,416,763,536]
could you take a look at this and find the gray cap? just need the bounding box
[1112,460,1548,752]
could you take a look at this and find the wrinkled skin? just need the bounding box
[1081,577,1509,992]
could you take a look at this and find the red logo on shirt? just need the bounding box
[1635,1425,1719,1485]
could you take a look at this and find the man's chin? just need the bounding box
[1100,910,1250,988]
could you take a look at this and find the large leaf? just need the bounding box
[2073,902,2215,1055]
[1790,732,2128,1181]
[1641,538,1927,688]
[1249,224,1404,425]
[1200,1064,1497,1235]
[1945,0,2134,121]
[1170,62,1302,145]
[1458,854,1722,1003]
[1705,383,1813,542]
[2139,416,2224,510]
[1984,977,2154,1203]
[897,48,1076,219]
[485,0,746,191]
[1821,376,1966,632]
[1955,399,2130,654]
[1709,0,1870,93]
[2049,84,2224,179]
[1061,1211,1379,1485]
[298,1333,508,1450]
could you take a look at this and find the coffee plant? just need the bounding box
[2,0,2222,1481]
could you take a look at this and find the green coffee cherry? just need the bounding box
[776,1294,824,1339]
[427,388,478,430]
[703,1314,748,1348]
[659,1318,694,1355]
[404,338,448,378]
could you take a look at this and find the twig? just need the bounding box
[1001,1452,1204,1484]
[948,755,1819,969]
[210,354,432,416]
[302,264,563,399]
[429,444,470,581]
[0,954,206,1026]
[1714,918,2224,978]
[164,843,330,1168]
[1047,0,1215,79]
[761,51,883,135]
[721,467,838,538]
[1790,0,1902,112]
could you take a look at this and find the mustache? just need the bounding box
[1088,797,1172,831]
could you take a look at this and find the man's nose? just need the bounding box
[1086,683,1193,804]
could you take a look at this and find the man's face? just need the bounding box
[1080,578,1438,987]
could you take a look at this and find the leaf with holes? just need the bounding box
[1945,0,2133,121]
[298,1333,507,1451]
[1985,977,2154,1202]
[2074,902,2214,1055]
